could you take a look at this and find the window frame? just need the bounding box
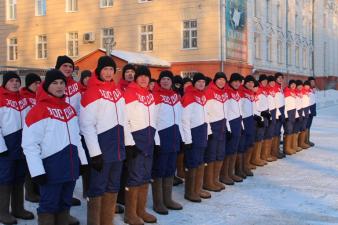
[7,37,18,61]
[182,20,198,50]
[35,0,46,16]
[36,35,48,59]
[65,0,78,12]
[66,32,79,57]
[140,24,154,52]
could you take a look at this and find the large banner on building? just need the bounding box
[225,0,248,62]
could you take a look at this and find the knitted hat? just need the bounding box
[229,73,243,83]
[173,75,183,85]
[25,73,41,88]
[267,75,276,82]
[288,79,296,86]
[2,71,21,87]
[95,56,116,76]
[304,80,311,86]
[274,72,284,79]
[182,77,192,85]
[244,75,255,85]
[213,72,227,83]
[134,65,151,80]
[122,64,136,80]
[258,74,268,82]
[43,69,67,92]
[80,70,92,85]
[253,79,259,88]
[55,55,74,69]
[308,77,315,81]
[158,70,174,83]
[296,80,303,86]
[192,72,206,85]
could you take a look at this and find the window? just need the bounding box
[267,37,272,61]
[295,46,300,67]
[182,20,198,49]
[277,3,282,27]
[138,0,152,2]
[181,71,197,79]
[140,24,153,51]
[36,0,46,16]
[287,43,292,65]
[100,0,113,8]
[254,33,261,59]
[7,0,16,20]
[254,0,260,17]
[302,48,307,69]
[7,37,18,61]
[101,28,114,49]
[67,32,79,57]
[66,0,78,12]
[36,35,47,59]
[266,0,272,23]
[277,40,283,64]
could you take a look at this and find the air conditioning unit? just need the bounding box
[83,32,95,43]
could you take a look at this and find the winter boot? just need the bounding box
[266,139,277,161]
[251,142,266,166]
[261,140,274,162]
[203,162,221,192]
[235,154,246,179]
[100,192,117,225]
[195,164,211,199]
[24,175,40,203]
[87,196,102,225]
[299,131,311,149]
[38,213,55,225]
[213,161,226,190]
[163,177,182,210]
[137,184,157,223]
[184,168,201,202]
[220,156,234,185]
[247,147,257,170]
[11,183,34,220]
[176,152,185,180]
[55,210,69,225]
[124,187,144,225]
[273,136,285,159]
[151,178,168,215]
[306,129,315,147]
[243,150,253,177]
[292,133,302,152]
[284,135,294,155]
[228,154,243,182]
[0,185,17,225]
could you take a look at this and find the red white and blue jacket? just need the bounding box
[295,88,303,117]
[22,86,87,183]
[267,85,277,112]
[301,88,310,110]
[0,87,30,159]
[181,87,211,146]
[226,86,243,121]
[65,77,82,115]
[124,82,156,156]
[308,87,317,116]
[274,83,285,117]
[284,87,298,118]
[205,83,228,140]
[240,86,255,119]
[153,88,182,152]
[255,85,269,117]
[80,75,128,162]
[20,87,37,109]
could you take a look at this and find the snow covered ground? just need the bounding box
[20,103,338,225]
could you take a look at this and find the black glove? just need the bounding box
[257,120,265,128]
[32,174,47,185]
[226,131,232,140]
[208,134,213,140]
[80,164,89,176]
[154,145,161,154]
[91,154,104,172]
[261,111,271,120]
[253,115,262,122]
[0,150,9,157]
[126,146,138,159]
[184,143,192,150]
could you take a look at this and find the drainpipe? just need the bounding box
[220,0,225,72]
[311,0,315,78]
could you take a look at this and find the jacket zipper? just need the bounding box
[114,100,121,161]
[63,111,74,180]
[171,98,176,152]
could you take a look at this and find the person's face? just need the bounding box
[304,85,310,90]
[290,83,296,89]
[260,80,268,87]
[83,77,90,86]
[124,69,135,82]
[215,78,226,89]
[183,82,192,91]
[59,63,74,78]
[28,81,41,93]
[310,80,316,88]
[174,83,182,89]
[100,67,115,82]
[297,85,303,91]
[276,76,283,84]
[253,86,258,92]
[245,81,254,90]
[5,78,21,92]
[194,80,206,91]
[149,81,155,91]
[48,79,66,97]
[136,75,149,88]
[160,77,172,90]
[269,81,275,87]
[230,80,241,90]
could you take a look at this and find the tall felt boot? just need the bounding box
[243,150,253,177]
[250,142,266,166]
[235,154,246,179]
[261,140,274,162]
[220,156,234,185]
[176,152,185,180]
[213,161,226,190]
[124,187,144,225]
[0,185,17,225]
[266,139,277,162]
[55,210,69,225]
[100,192,117,225]
[203,162,221,192]
[137,184,157,223]
[24,175,40,203]
[292,133,302,152]
[284,135,294,155]
[228,154,243,182]
[273,136,285,159]
[11,183,34,220]
[306,129,315,146]
[195,164,211,199]
[87,196,102,225]
[299,131,310,149]
[38,213,55,225]
[184,168,201,202]
[162,177,182,210]
[247,147,257,170]
[151,179,168,215]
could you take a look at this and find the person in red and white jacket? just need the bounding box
[292,80,305,152]
[78,70,91,94]
[79,56,128,225]
[118,64,136,92]
[22,70,87,224]
[298,80,311,149]
[19,73,42,203]
[0,72,34,224]
[181,72,211,203]
[151,70,183,215]
[123,65,157,225]
[306,77,316,146]
[204,72,228,192]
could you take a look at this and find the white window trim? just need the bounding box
[182,20,198,50]
[36,35,48,59]
[7,37,18,61]
[277,40,283,64]
[266,37,272,62]
[100,0,113,8]
[138,0,152,3]
[101,28,114,49]
[66,32,79,57]
[7,0,16,20]
[65,0,78,12]
[295,46,300,68]
[35,0,46,16]
[140,24,153,52]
